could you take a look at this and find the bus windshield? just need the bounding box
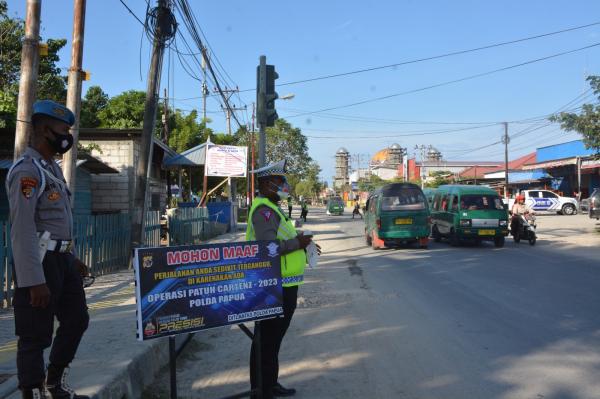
[381,189,426,211]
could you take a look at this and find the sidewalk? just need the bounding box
[0,229,245,399]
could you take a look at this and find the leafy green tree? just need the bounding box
[0,1,67,128]
[425,170,453,188]
[97,90,146,128]
[80,86,108,127]
[264,119,313,180]
[550,76,600,154]
[357,174,386,192]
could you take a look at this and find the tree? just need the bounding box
[550,76,600,155]
[0,1,67,128]
[425,170,453,188]
[265,119,313,180]
[80,86,109,127]
[97,90,147,128]
[357,174,385,192]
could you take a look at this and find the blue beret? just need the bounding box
[32,100,75,126]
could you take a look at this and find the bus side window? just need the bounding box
[370,196,377,213]
[441,195,448,211]
[451,196,459,212]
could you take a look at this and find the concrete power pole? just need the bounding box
[63,0,87,201]
[13,0,41,160]
[502,122,510,199]
[132,0,169,248]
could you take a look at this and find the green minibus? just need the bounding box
[430,185,509,247]
[364,183,430,249]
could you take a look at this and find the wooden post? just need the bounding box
[63,0,87,201]
[13,0,41,160]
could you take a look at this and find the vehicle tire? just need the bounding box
[561,203,576,215]
[528,233,536,246]
[365,230,372,246]
[432,225,442,243]
[419,237,429,249]
[449,229,460,247]
[494,236,505,248]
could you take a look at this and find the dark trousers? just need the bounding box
[250,286,298,399]
[13,252,89,389]
[288,208,292,219]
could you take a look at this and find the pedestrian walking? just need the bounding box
[7,100,91,399]
[352,201,363,219]
[300,200,308,222]
[287,198,293,219]
[246,160,320,399]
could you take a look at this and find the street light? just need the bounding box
[280,93,295,100]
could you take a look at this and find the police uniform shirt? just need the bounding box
[252,197,299,255]
[7,147,73,288]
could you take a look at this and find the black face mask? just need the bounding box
[47,129,74,154]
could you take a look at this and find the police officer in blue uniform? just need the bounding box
[7,100,90,399]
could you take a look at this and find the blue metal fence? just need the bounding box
[168,207,212,246]
[1,209,213,308]
[73,213,131,276]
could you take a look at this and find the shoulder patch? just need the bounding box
[260,209,273,221]
[20,177,38,199]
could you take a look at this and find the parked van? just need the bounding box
[364,183,430,249]
[327,197,344,216]
[430,185,509,247]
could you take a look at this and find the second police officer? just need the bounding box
[7,100,91,399]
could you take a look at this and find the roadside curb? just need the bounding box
[1,229,245,399]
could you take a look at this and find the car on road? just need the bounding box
[364,183,430,249]
[431,185,509,247]
[506,189,578,215]
[588,188,600,220]
[326,197,345,216]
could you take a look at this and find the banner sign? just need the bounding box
[134,240,283,341]
[206,144,248,177]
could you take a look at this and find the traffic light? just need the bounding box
[257,59,279,127]
[264,65,278,127]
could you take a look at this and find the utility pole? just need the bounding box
[163,88,172,202]
[502,122,510,199]
[221,103,246,135]
[415,145,430,189]
[63,0,87,200]
[13,0,41,160]
[201,52,208,121]
[132,0,172,248]
[216,87,241,134]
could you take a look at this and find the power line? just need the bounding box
[284,42,600,118]
[277,21,600,87]
[118,0,145,26]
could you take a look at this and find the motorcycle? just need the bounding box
[511,213,537,246]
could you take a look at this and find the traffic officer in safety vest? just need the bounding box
[7,100,91,399]
[246,160,320,398]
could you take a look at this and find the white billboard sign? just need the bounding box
[205,144,248,177]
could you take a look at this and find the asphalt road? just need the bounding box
[147,208,600,399]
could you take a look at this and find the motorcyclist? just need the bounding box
[511,194,534,233]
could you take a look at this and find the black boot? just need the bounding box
[21,387,47,399]
[46,365,89,399]
[272,382,296,397]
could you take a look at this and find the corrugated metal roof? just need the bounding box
[163,143,207,168]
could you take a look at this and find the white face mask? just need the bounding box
[269,180,290,201]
